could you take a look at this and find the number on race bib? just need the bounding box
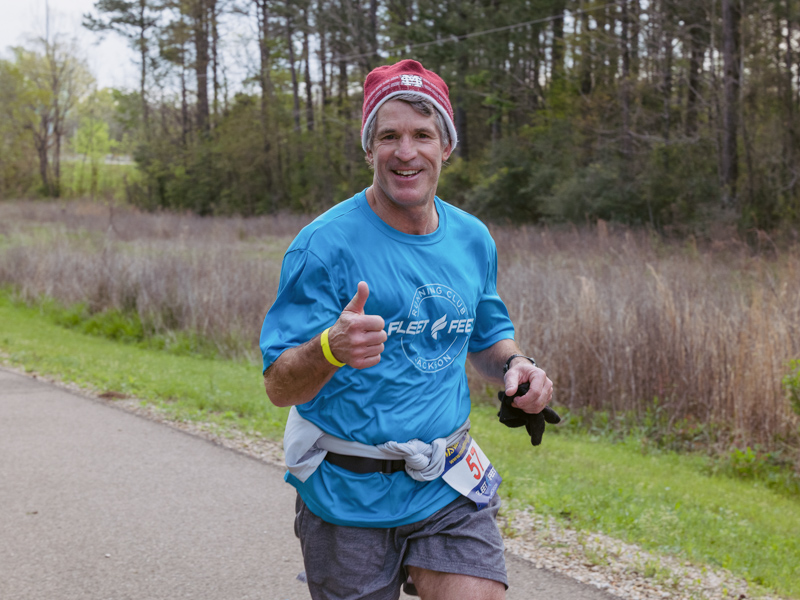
[466,446,484,479]
[441,433,501,509]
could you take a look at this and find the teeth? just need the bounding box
[396,170,420,176]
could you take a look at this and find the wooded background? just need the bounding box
[2,0,799,230]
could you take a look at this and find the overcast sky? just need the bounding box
[1,0,263,96]
[0,0,140,89]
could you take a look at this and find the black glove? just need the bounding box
[497,382,561,446]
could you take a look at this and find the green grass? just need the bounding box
[0,294,285,439]
[473,408,800,593]
[37,297,227,360]
[1,293,799,598]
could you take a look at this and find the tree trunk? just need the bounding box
[192,0,210,133]
[338,52,353,180]
[138,0,150,136]
[318,1,329,113]
[606,5,618,87]
[595,4,608,88]
[491,55,502,142]
[256,0,276,209]
[369,0,379,69]
[454,5,470,160]
[662,13,673,147]
[630,0,640,78]
[44,36,63,198]
[303,5,314,132]
[257,0,272,114]
[211,0,219,128]
[532,26,543,107]
[337,46,347,116]
[579,2,593,95]
[455,49,469,160]
[286,6,302,132]
[33,120,51,195]
[181,53,189,146]
[551,0,566,83]
[782,2,797,200]
[721,0,741,209]
[54,105,62,197]
[685,19,704,137]
[620,0,632,160]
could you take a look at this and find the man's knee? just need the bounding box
[407,566,505,600]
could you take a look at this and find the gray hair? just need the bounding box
[364,93,451,153]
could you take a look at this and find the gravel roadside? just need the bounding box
[5,363,784,600]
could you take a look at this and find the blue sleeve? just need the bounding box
[259,249,343,372]
[468,238,515,352]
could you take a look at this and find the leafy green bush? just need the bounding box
[458,121,574,223]
[543,160,638,223]
[713,446,800,497]
[783,359,800,417]
[555,398,721,454]
[34,295,222,360]
[637,139,720,227]
[437,156,481,207]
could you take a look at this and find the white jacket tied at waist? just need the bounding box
[284,406,471,483]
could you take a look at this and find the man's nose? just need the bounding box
[394,135,417,161]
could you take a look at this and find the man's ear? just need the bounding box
[442,144,452,162]
[366,147,374,166]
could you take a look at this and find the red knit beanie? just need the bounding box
[361,59,458,152]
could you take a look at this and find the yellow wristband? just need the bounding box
[320,328,346,367]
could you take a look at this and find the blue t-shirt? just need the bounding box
[260,189,515,527]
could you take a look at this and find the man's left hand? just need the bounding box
[503,359,553,415]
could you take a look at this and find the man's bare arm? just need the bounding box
[263,333,339,407]
[263,281,387,407]
[468,338,553,415]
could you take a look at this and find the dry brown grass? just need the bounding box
[0,200,311,360]
[1,200,798,450]
[493,222,800,450]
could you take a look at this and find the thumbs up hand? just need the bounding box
[327,281,387,369]
[343,280,371,316]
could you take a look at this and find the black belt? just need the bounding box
[324,452,406,474]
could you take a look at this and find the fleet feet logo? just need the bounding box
[386,284,474,373]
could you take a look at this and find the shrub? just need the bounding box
[783,359,800,417]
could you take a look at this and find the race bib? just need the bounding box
[441,433,501,509]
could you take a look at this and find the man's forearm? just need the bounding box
[262,281,387,407]
[467,338,521,386]
[264,304,386,406]
[469,338,553,415]
[263,334,339,407]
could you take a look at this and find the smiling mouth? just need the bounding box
[393,169,421,177]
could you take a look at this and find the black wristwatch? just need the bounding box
[503,354,537,374]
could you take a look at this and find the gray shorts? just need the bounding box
[294,492,507,600]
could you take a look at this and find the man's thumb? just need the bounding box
[344,281,369,314]
[505,373,521,398]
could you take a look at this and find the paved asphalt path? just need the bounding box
[0,367,615,600]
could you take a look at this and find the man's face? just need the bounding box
[366,100,452,212]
